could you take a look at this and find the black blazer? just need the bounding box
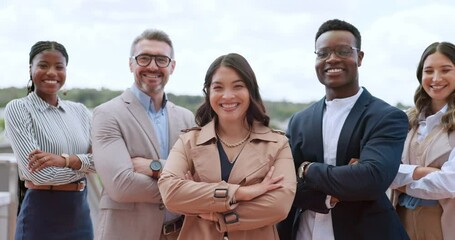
[278,88,410,240]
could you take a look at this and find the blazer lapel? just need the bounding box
[122,89,161,156]
[336,89,370,166]
[312,99,325,163]
[166,102,180,149]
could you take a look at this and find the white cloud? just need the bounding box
[1,0,455,106]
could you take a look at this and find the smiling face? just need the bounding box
[129,39,175,96]
[209,66,250,125]
[29,50,67,99]
[315,30,364,100]
[421,51,455,112]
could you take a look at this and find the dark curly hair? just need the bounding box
[315,19,362,49]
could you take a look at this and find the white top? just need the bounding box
[390,104,455,199]
[4,92,95,185]
[297,88,363,240]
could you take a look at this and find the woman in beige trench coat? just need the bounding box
[158,53,296,240]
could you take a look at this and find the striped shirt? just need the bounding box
[4,92,94,185]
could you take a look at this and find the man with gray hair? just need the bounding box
[92,29,195,240]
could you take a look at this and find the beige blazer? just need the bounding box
[158,120,297,240]
[92,89,195,240]
[399,126,455,239]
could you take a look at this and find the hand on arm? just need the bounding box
[412,166,440,180]
[28,149,81,172]
[234,166,284,201]
[132,157,153,176]
[328,158,358,205]
[394,166,440,193]
[182,166,284,222]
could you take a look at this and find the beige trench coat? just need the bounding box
[158,120,296,240]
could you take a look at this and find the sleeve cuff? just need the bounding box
[325,195,337,209]
[75,154,91,172]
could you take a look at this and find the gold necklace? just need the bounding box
[218,132,251,148]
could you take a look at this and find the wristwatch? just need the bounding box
[297,161,312,180]
[150,160,162,180]
[61,153,70,168]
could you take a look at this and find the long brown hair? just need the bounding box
[408,41,455,132]
[195,53,270,128]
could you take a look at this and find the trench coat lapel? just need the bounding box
[192,120,222,182]
[192,121,280,184]
[229,123,278,184]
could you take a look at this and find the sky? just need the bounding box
[1,0,455,106]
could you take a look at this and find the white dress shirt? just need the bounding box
[297,88,363,240]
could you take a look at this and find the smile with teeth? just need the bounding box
[143,73,161,78]
[431,85,445,90]
[326,68,343,73]
[221,103,239,109]
[43,80,58,84]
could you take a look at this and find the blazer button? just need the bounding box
[159,203,165,210]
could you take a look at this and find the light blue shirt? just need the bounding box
[130,85,169,159]
[130,85,180,222]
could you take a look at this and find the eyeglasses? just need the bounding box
[314,45,359,60]
[132,54,172,68]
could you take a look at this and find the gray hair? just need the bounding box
[130,29,174,58]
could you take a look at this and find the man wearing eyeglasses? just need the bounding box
[277,19,410,240]
[92,29,195,240]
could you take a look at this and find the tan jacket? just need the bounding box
[399,125,455,239]
[92,89,195,240]
[158,120,296,240]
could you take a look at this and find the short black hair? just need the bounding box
[29,41,68,65]
[315,19,361,49]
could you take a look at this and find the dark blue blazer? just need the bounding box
[277,88,410,240]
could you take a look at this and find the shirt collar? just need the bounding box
[130,84,168,111]
[27,91,66,112]
[418,104,448,121]
[325,87,363,106]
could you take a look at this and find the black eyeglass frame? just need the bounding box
[131,54,173,68]
[314,46,360,60]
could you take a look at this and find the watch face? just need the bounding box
[150,161,162,171]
